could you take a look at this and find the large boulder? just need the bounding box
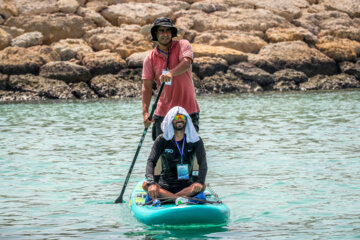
[272,68,308,91]
[85,1,109,12]
[229,62,274,87]
[300,74,360,90]
[51,39,93,61]
[126,50,151,68]
[0,90,44,102]
[190,1,227,13]
[293,11,360,41]
[0,26,24,39]
[200,71,263,94]
[12,0,59,15]
[101,3,171,26]
[57,0,80,13]
[90,69,142,98]
[0,46,60,74]
[79,49,126,76]
[39,61,92,83]
[322,0,360,18]
[194,30,267,53]
[273,80,300,91]
[192,44,247,65]
[189,8,292,32]
[4,13,97,44]
[8,74,74,99]
[238,0,308,21]
[273,68,308,84]
[84,26,152,59]
[69,82,98,99]
[265,27,318,45]
[76,7,112,27]
[171,16,196,40]
[193,57,228,79]
[316,37,360,62]
[11,31,43,48]
[10,0,78,15]
[318,16,360,42]
[248,41,337,76]
[340,61,360,80]
[155,0,190,12]
[0,0,18,19]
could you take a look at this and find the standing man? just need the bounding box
[142,17,200,140]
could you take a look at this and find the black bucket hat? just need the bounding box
[150,17,178,41]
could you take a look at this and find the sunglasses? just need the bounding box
[173,114,187,121]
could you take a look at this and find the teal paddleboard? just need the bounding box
[129,179,230,226]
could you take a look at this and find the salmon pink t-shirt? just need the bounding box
[142,40,200,117]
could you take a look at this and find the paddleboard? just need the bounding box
[129,179,230,226]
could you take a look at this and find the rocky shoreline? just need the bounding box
[0,0,360,102]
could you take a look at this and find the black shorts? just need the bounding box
[158,181,192,194]
[152,112,200,141]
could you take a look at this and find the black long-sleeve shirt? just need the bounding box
[145,134,207,187]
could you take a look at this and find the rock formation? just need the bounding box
[0,0,359,102]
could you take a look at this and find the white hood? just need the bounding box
[161,106,200,143]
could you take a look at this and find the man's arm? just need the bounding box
[195,138,208,184]
[160,57,192,83]
[142,79,154,128]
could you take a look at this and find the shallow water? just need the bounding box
[1,90,360,239]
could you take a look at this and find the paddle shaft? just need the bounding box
[115,82,165,203]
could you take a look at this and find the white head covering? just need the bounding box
[161,106,200,143]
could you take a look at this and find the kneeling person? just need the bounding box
[143,106,207,201]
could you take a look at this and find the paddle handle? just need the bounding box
[148,82,165,120]
[115,82,165,203]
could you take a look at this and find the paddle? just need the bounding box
[114,82,165,204]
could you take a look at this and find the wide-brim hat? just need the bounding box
[150,17,178,41]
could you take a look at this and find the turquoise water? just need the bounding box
[1,90,360,239]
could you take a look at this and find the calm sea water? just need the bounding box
[1,90,359,239]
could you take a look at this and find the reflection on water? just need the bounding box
[1,90,360,239]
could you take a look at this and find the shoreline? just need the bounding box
[1,88,359,105]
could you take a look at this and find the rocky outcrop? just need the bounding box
[8,74,74,99]
[83,26,152,59]
[340,61,360,80]
[39,61,92,83]
[79,49,126,76]
[194,30,267,53]
[193,57,228,79]
[248,41,337,76]
[0,46,60,74]
[192,44,247,65]
[51,39,93,61]
[90,69,142,98]
[101,3,172,26]
[300,74,360,90]
[0,0,359,102]
[4,13,96,44]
